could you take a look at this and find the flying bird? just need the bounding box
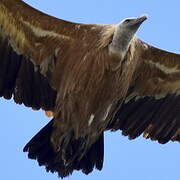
[1,0,180,178]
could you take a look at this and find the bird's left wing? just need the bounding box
[108,39,180,144]
[0,0,99,112]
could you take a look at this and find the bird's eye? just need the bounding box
[125,19,131,23]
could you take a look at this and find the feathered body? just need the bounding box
[52,33,140,150]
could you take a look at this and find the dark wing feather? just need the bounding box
[0,0,102,111]
[0,0,78,111]
[108,39,180,144]
[0,27,57,110]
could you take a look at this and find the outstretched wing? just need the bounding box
[108,39,180,144]
[0,0,99,111]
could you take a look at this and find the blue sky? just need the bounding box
[1,0,180,180]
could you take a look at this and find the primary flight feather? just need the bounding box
[1,0,180,178]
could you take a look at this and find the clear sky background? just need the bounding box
[1,0,180,180]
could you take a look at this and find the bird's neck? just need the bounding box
[109,26,135,60]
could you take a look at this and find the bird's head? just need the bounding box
[109,15,148,62]
[120,15,148,33]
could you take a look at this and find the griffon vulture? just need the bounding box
[1,0,180,178]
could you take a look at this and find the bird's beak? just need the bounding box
[135,15,148,24]
[129,15,148,31]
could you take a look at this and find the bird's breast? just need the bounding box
[52,42,137,140]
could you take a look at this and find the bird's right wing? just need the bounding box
[108,39,180,144]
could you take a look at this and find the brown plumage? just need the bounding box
[1,0,180,178]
